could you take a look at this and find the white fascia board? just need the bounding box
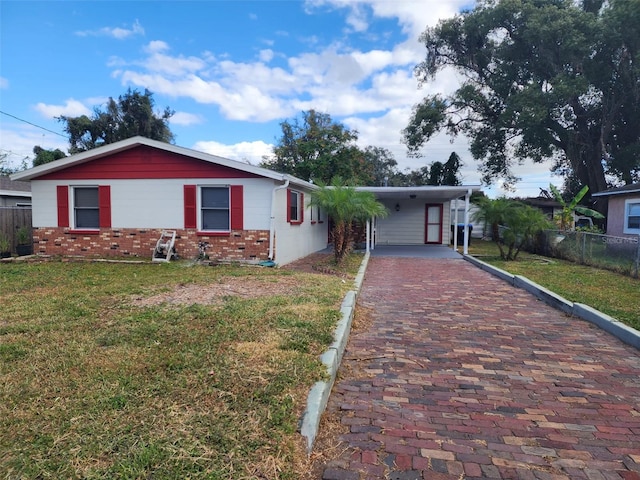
[0,190,32,197]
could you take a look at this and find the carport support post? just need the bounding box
[453,198,460,252]
[463,189,471,255]
[365,219,371,253]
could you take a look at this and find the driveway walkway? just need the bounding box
[319,257,640,480]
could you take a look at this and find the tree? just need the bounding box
[549,184,604,231]
[1,152,28,175]
[473,197,551,260]
[427,152,463,186]
[361,146,399,186]
[404,0,640,202]
[261,110,372,185]
[310,177,388,264]
[32,146,66,167]
[59,88,174,153]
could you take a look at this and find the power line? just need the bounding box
[0,110,67,138]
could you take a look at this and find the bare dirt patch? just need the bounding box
[130,275,304,307]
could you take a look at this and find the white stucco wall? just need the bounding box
[31,178,274,230]
[272,186,329,265]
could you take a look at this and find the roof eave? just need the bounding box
[9,136,314,187]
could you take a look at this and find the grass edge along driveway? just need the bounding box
[468,240,640,331]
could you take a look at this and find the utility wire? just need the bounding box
[0,110,67,138]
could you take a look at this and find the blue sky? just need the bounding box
[0,0,561,197]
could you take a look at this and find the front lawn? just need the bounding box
[0,257,356,479]
[468,240,640,330]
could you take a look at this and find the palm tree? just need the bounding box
[311,177,388,264]
[473,197,551,260]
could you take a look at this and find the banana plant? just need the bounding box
[549,184,604,231]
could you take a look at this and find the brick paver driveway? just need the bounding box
[320,257,640,480]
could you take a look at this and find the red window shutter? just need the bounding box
[300,192,304,223]
[184,185,197,228]
[230,185,243,230]
[286,188,292,223]
[56,185,69,227]
[98,186,111,228]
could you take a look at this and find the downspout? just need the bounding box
[269,178,290,261]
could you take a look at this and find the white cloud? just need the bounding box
[34,99,92,118]
[0,125,68,168]
[169,111,204,126]
[259,49,274,63]
[0,77,8,89]
[75,19,144,39]
[192,139,273,165]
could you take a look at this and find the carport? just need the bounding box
[357,185,482,255]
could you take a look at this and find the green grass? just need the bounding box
[0,257,359,479]
[468,240,640,330]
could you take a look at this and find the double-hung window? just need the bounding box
[201,186,230,231]
[288,189,303,224]
[624,199,640,234]
[74,187,99,229]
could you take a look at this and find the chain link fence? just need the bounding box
[538,230,640,278]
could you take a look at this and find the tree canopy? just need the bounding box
[262,109,464,187]
[404,0,640,199]
[261,110,371,185]
[32,146,66,167]
[59,88,175,154]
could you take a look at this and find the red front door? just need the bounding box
[425,204,443,244]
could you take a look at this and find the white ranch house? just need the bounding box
[11,137,480,264]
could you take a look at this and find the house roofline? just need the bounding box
[9,136,316,190]
[592,186,640,197]
[0,190,32,198]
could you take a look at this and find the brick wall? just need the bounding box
[33,227,271,261]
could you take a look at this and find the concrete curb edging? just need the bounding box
[300,252,371,454]
[464,255,640,350]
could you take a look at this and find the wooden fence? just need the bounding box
[0,207,33,253]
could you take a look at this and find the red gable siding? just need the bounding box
[38,146,261,180]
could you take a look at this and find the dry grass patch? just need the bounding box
[0,256,361,479]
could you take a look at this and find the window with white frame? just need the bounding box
[624,199,640,234]
[201,186,230,231]
[74,186,99,229]
[289,189,302,223]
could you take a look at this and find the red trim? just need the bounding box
[424,204,443,244]
[56,185,69,227]
[196,231,230,237]
[184,185,197,228]
[38,146,261,180]
[68,229,99,235]
[230,185,243,230]
[98,185,111,228]
[287,188,303,225]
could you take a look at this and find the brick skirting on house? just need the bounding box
[32,228,271,261]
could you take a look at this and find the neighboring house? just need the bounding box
[0,176,31,207]
[520,197,564,222]
[10,137,327,265]
[10,136,482,262]
[592,183,640,238]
